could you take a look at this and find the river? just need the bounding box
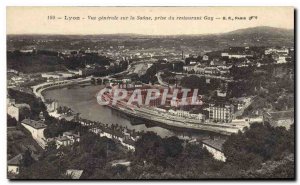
[43,83,220,139]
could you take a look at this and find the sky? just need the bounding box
[7,7,294,35]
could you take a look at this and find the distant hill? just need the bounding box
[7,26,294,51]
[224,26,293,37]
[7,26,294,38]
[211,26,294,48]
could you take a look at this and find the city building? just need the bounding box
[39,111,45,121]
[168,109,205,121]
[78,68,96,76]
[264,110,294,130]
[20,49,34,54]
[11,76,25,84]
[21,119,47,148]
[7,99,31,121]
[59,72,75,78]
[7,104,19,121]
[46,101,58,112]
[202,55,209,61]
[183,64,196,72]
[204,67,220,75]
[231,97,252,111]
[41,72,63,81]
[7,154,23,175]
[217,66,231,76]
[216,90,227,97]
[209,103,234,123]
[202,139,226,162]
[122,138,135,151]
[55,132,80,148]
[221,52,253,59]
[194,65,205,74]
[265,48,289,55]
[66,169,84,179]
[273,54,288,64]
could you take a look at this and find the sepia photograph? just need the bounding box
[6,6,295,180]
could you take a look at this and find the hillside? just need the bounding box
[225,26,293,37]
[7,26,294,54]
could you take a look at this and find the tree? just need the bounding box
[223,123,294,170]
[43,118,86,138]
[180,75,208,94]
[22,149,34,167]
[18,161,62,179]
[8,88,46,119]
[135,132,166,165]
[7,114,17,127]
[163,136,183,158]
[45,141,57,154]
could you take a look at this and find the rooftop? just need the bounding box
[66,169,83,179]
[7,154,23,166]
[21,119,47,129]
[202,139,226,152]
[56,136,70,142]
[63,131,80,137]
[266,110,294,120]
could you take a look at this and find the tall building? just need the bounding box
[7,104,19,121]
[209,103,234,123]
[7,98,30,122]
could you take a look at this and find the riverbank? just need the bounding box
[39,82,177,137]
[105,101,240,136]
[34,78,229,138]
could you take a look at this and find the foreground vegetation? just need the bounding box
[15,122,294,179]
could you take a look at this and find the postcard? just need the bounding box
[7,7,294,180]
